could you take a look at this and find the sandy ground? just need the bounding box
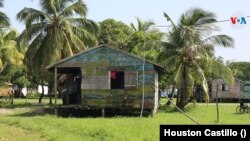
[0,109,13,115]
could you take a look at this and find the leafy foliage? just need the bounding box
[227,62,250,81]
[161,8,234,108]
[0,0,10,28]
[0,64,30,88]
[0,29,24,76]
[128,18,163,61]
[16,0,99,103]
[98,19,133,49]
[17,0,99,73]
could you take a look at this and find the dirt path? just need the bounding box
[0,109,13,115]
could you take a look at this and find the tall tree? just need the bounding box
[98,19,133,49]
[17,0,98,103]
[17,0,98,70]
[227,62,250,81]
[0,29,23,75]
[0,0,10,28]
[161,8,234,109]
[0,0,10,73]
[129,18,163,61]
[130,17,155,32]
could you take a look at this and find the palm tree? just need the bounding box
[16,0,98,103]
[129,18,163,61]
[0,0,11,73]
[17,0,98,70]
[0,29,24,74]
[160,8,234,109]
[131,17,155,32]
[0,0,10,28]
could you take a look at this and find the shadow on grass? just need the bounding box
[0,102,33,109]
[57,108,152,118]
[0,102,55,117]
[11,107,55,117]
[0,100,53,108]
[4,104,152,118]
[158,103,197,113]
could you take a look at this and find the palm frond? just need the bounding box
[210,60,234,84]
[3,29,17,41]
[164,12,177,31]
[16,31,29,52]
[72,26,97,47]
[61,32,74,57]
[0,0,3,7]
[69,18,99,35]
[193,61,209,102]
[58,0,76,12]
[203,35,234,48]
[70,33,86,51]
[16,7,48,27]
[130,22,136,32]
[196,44,215,57]
[18,0,98,74]
[187,8,216,25]
[40,0,57,15]
[0,12,10,27]
[60,0,87,17]
[24,32,45,67]
[174,63,184,87]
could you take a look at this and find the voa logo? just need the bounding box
[230,12,247,29]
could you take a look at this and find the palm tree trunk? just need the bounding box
[48,82,53,104]
[176,65,192,109]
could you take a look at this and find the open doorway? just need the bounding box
[111,71,124,89]
[61,68,82,105]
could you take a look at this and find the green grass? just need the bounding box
[0,124,46,141]
[0,99,250,141]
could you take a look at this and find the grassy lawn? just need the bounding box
[0,124,46,141]
[0,99,250,141]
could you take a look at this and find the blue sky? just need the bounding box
[2,0,250,62]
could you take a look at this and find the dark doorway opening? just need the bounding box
[61,68,82,105]
[111,71,124,89]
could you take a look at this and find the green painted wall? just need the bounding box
[240,82,250,99]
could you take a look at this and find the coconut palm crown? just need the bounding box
[17,0,98,72]
[160,8,234,108]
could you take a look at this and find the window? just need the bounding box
[243,84,250,92]
[110,71,138,90]
[111,71,124,89]
[222,84,229,91]
[124,71,138,89]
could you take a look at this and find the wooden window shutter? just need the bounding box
[124,71,137,89]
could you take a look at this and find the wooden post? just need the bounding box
[54,68,58,115]
[216,82,219,123]
[151,109,155,117]
[102,108,105,117]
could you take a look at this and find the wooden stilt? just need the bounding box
[102,108,105,117]
[54,68,58,115]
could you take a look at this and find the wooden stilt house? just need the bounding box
[47,45,163,116]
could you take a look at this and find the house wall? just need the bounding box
[240,81,250,99]
[211,79,250,99]
[60,47,159,109]
[80,63,157,109]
